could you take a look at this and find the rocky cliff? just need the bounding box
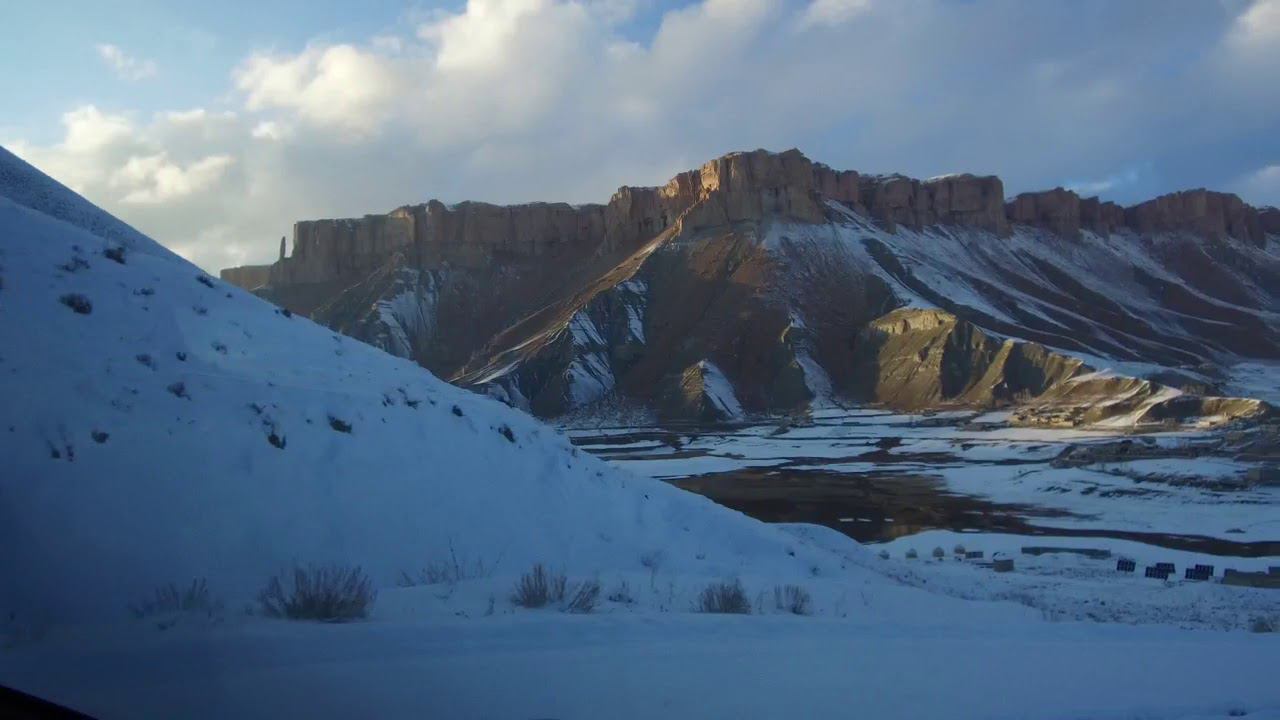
[218,264,272,290]
[221,149,1280,427]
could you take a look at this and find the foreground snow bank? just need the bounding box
[2,612,1277,720]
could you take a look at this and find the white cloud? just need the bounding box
[112,153,235,204]
[798,0,872,29]
[251,121,290,141]
[1231,0,1280,48]
[1233,164,1280,207]
[96,44,158,81]
[1066,168,1143,196]
[234,45,400,135]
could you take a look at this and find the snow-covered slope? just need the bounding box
[0,162,827,623]
[0,146,168,258]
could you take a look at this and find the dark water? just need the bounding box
[672,467,1280,557]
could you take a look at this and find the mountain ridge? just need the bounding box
[220,149,1280,426]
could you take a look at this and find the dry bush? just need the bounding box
[607,581,635,604]
[563,580,601,614]
[398,542,496,587]
[1251,616,1276,633]
[129,579,221,620]
[258,564,375,622]
[695,580,752,614]
[511,563,567,608]
[773,584,812,616]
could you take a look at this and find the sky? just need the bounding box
[3,0,1279,272]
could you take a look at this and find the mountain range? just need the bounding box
[221,149,1280,427]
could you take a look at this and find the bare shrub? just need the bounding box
[640,550,664,570]
[258,564,375,622]
[1251,616,1276,633]
[511,564,567,608]
[695,580,751,614]
[397,541,499,587]
[641,549,664,588]
[773,584,812,616]
[129,579,221,620]
[563,580,601,614]
[607,581,635,604]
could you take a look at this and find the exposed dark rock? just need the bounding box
[59,294,92,314]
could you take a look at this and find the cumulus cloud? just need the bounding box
[1066,168,1145,196]
[797,0,872,29]
[96,44,158,81]
[234,44,400,135]
[1231,0,1280,49]
[1233,164,1280,207]
[9,0,1280,274]
[112,153,235,204]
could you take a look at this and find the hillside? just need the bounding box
[0,147,824,624]
[222,150,1280,427]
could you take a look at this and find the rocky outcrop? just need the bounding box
[1018,372,1271,428]
[219,264,272,290]
[1080,196,1127,236]
[1125,189,1265,246]
[272,213,414,287]
[658,361,746,423]
[848,308,1085,409]
[1004,188,1266,244]
[847,307,1270,427]
[1006,189,1125,239]
[1260,207,1280,236]
[854,173,1008,236]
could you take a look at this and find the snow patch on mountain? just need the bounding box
[698,360,745,419]
[368,268,437,359]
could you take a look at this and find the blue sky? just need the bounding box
[3,0,1278,271]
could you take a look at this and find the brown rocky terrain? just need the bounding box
[221,149,1280,426]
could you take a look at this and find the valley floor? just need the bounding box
[568,408,1280,549]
